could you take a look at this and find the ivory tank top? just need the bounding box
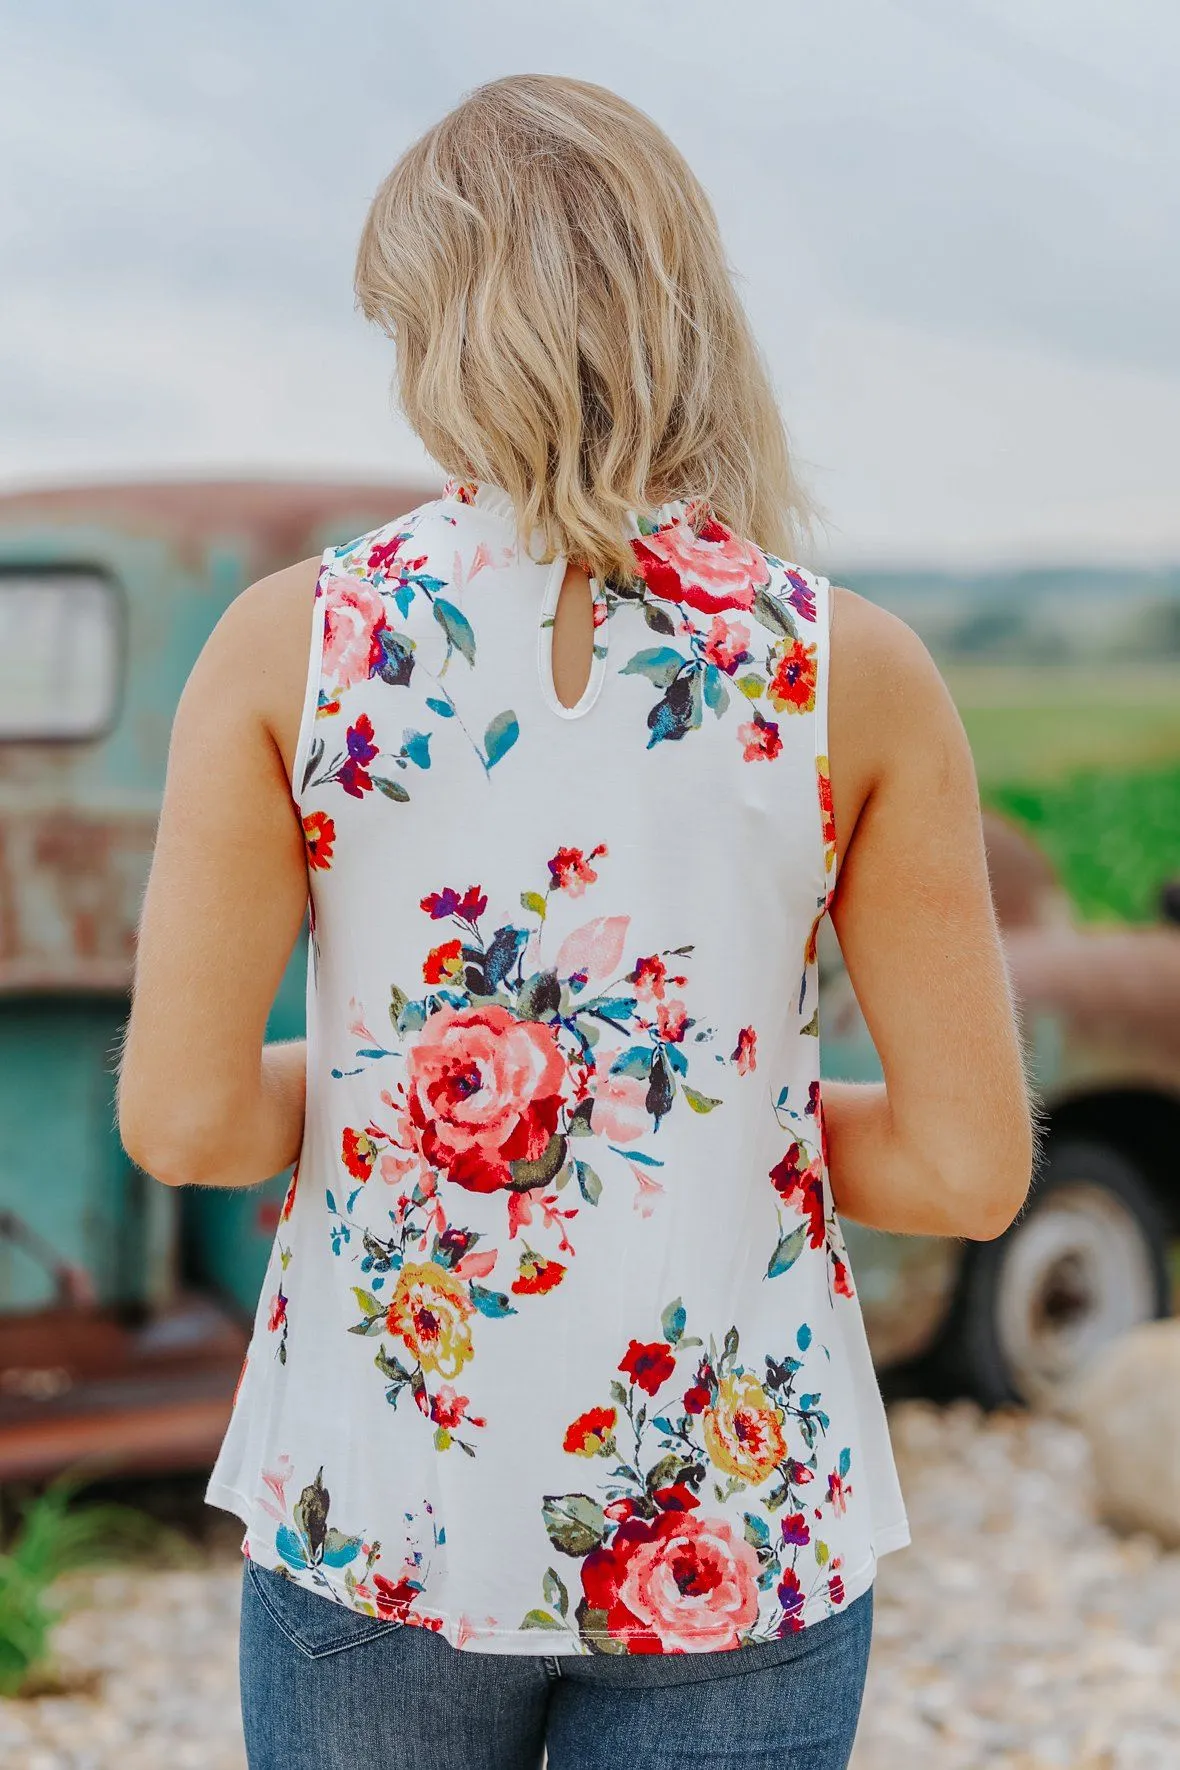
[205,479,910,1655]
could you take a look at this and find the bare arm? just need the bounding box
[117,558,321,1189]
[822,589,1034,1241]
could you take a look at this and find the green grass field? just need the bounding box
[944,665,1180,924]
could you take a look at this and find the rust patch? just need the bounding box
[0,811,155,992]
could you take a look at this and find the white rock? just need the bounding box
[1073,1319,1180,1548]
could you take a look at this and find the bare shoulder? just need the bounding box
[178,555,322,783]
[827,584,972,858]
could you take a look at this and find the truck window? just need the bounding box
[0,570,121,740]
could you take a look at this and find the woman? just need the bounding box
[119,74,1032,1770]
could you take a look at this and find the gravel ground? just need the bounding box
[2,1400,1179,1769]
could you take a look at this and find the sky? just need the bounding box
[1,0,1177,569]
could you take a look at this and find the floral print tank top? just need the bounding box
[205,479,910,1655]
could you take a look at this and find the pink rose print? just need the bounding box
[591,1057,649,1143]
[402,1004,566,1195]
[702,616,752,674]
[737,715,782,763]
[632,516,768,616]
[320,574,387,690]
[582,1509,761,1653]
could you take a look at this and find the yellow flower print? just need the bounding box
[703,1372,787,1485]
[386,1261,475,1380]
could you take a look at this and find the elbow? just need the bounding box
[118,1087,235,1190]
[955,1124,1035,1243]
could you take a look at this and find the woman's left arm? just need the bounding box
[118,558,321,1189]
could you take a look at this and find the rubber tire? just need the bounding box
[933,1138,1172,1409]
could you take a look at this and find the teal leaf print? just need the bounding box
[620,646,685,688]
[426,696,454,718]
[660,1297,686,1345]
[542,1493,608,1558]
[575,1160,602,1205]
[468,1283,518,1319]
[402,729,432,769]
[767,1222,808,1279]
[433,597,476,665]
[609,1047,651,1078]
[483,709,520,768]
[703,664,730,714]
[646,669,703,747]
[320,1526,363,1568]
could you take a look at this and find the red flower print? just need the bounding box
[420,885,488,923]
[630,517,767,617]
[547,844,607,896]
[781,1511,811,1546]
[563,1406,618,1457]
[580,1509,761,1653]
[732,1026,757,1074]
[279,1163,299,1223]
[702,615,752,675]
[832,1256,854,1299]
[367,536,404,576]
[630,954,667,1000]
[777,1566,806,1632]
[655,1000,690,1043]
[402,1004,566,1193]
[683,1362,714,1415]
[346,714,378,764]
[767,640,818,714]
[737,714,782,763]
[828,1574,846,1606]
[429,1385,481,1431]
[370,1572,425,1622]
[336,757,373,798]
[303,811,335,871]
[817,756,836,860]
[619,1339,677,1396]
[512,1250,567,1295]
[423,939,464,985]
[267,1289,287,1334]
[649,1479,701,1513]
[826,1470,850,1515]
[342,1126,379,1182]
[770,1143,825,1248]
[784,569,817,622]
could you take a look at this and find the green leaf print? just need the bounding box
[751,587,799,642]
[294,1469,329,1563]
[542,1493,608,1558]
[521,1609,566,1631]
[543,1567,570,1618]
[372,776,411,802]
[682,1085,722,1114]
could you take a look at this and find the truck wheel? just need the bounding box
[936,1139,1172,1409]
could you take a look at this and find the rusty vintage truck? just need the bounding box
[0,479,1177,1481]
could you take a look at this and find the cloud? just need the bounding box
[2,0,1177,561]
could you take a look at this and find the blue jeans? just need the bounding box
[239,1558,873,1770]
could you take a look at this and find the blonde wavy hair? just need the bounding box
[355,74,810,582]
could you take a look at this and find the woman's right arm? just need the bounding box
[822,587,1035,1242]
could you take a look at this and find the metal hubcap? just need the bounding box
[994,1179,1157,1404]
